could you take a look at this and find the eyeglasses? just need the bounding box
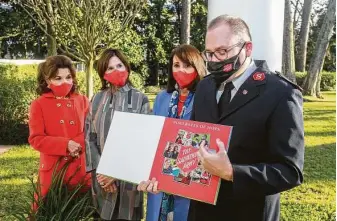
[201,42,245,61]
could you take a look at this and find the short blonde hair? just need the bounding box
[208,15,252,41]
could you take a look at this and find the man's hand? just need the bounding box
[198,139,233,181]
[97,174,118,193]
[137,178,160,194]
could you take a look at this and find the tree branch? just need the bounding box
[58,45,85,62]
[0,33,21,41]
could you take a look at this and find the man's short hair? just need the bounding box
[208,15,252,41]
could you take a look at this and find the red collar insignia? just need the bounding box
[253,72,265,81]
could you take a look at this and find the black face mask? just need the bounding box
[207,43,246,85]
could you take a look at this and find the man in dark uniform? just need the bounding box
[188,15,304,221]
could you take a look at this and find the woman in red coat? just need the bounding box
[28,55,90,199]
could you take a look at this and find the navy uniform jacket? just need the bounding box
[187,60,304,221]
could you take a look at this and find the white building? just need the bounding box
[207,0,285,72]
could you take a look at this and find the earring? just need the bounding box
[175,83,179,90]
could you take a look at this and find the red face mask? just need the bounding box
[49,82,73,97]
[104,70,128,87]
[173,71,198,88]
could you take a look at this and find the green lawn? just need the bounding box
[0,92,335,220]
[0,146,39,219]
[280,91,336,221]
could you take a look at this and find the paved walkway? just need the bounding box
[0,145,13,155]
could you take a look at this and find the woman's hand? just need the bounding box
[104,183,118,193]
[67,140,81,158]
[97,174,118,193]
[137,178,159,194]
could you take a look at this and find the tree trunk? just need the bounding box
[180,0,191,44]
[315,72,323,98]
[85,59,94,99]
[295,0,313,72]
[303,0,336,96]
[293,0,300,29]
[47,23,57,56]
[315,52,326,98]
[282,0,297,83]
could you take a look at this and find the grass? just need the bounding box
[0,146,39,220]
[0,92,335,220]
[280,91,336,221]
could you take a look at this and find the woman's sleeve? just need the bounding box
[28,100,69,156]
[140,94,151,115]
[84,97,101,173]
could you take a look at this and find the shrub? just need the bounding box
[144,85,162,94]
[17,64,39,78]
[12,161,95,220]
[76,71,101,95]
[0,64,37,144]
[295,72,335,91]
[320,71,336,91]
[295,72,307,87]
[129,71,145,91]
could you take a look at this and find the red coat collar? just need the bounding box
[42,92,78,99]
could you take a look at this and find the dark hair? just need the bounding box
[36,55,78,95]
[96,48,132,90]
[167,44,206,93]
[208,15,252,41]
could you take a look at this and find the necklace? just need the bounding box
[179,96,187,103]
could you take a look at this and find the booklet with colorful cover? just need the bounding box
[96,111,233,205]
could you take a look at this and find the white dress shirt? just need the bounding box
[216,61,257,103]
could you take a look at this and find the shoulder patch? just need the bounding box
[275,71,303,91]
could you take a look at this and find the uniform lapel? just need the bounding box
[203,78,219,123]
[218,71,266,122]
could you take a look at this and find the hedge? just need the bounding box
[0,63,334,145]
[0,65,37,144]
[144,85,162,94]
[295,71,336,91]
[0,64,145,145]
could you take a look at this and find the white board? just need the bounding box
[96,111,165,184]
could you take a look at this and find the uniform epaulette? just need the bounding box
[203,73,212,79]
[275,71,303,92]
